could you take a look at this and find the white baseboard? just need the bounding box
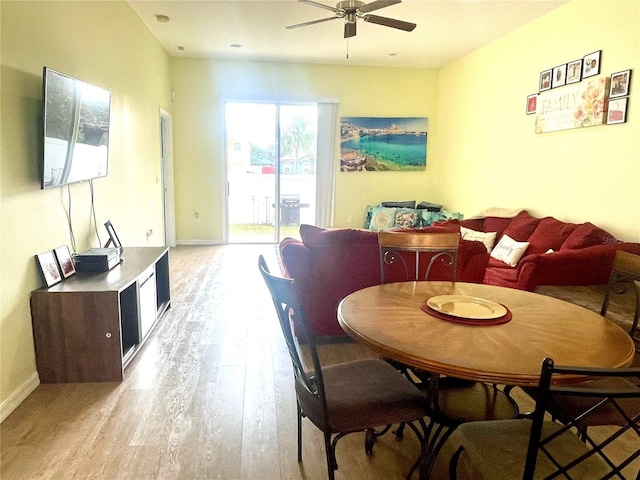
[176,240,224,245]
[1,373,40,423]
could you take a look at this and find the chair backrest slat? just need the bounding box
[601,250,640,349]
[258,255,328,418]
[523,357,640,480]
[378,231,460,283]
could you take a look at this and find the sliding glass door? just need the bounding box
[225,102,317,243]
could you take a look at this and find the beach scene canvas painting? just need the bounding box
[340,117,428,172]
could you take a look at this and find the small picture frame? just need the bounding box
[609,69,631,98]
[566,59,582,84]
[104,220,123,254]
[607,97,628,125]
[539,69,552,92]
[582,50,601,79]
[54,245,76,278]
[36,250,62,287]
[552,64,567,88]
[526,94,538,115]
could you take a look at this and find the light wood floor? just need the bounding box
[1,245,638,479]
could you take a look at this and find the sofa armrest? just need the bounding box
[279,237,311,279]
[516,243,640,290]
[457,239,490,283]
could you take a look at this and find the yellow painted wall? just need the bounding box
[435,0,640,240]
[170,58,439,240]
[0,1,171,417]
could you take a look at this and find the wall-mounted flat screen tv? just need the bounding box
[42,67,111,189]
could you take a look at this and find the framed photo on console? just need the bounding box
[54,245,76,278]
[36,250,62,287]
[104,220,123,254]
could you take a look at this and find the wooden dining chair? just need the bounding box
[520,250,640,432]
[376,231,519,478]
[258,255,430,480]
[378,230,460,283]
[601,250,640,349]
[448,357,640,480]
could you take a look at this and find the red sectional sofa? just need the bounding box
[279,213,640,338]
[453,211,640,290]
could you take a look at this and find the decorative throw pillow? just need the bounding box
[562,222,617,250]
[502,211,541,241]
[394,208,421,228]
[490,234,530,267]
[421,210,463,227]
[381,200,416,209]
[416,201,443,212]
[368,207,396,231]
[363,205,375,229]
[460,226,497,253]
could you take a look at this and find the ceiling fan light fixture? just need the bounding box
[337,0,365,10]
[287,0,416,39]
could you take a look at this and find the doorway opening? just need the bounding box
[160,109,175,247]
[225,102,317,243]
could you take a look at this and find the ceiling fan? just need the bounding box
[286,0,417,39]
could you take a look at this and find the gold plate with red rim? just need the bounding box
[426,295,507,320]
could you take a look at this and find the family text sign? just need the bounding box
[535,76,607,133]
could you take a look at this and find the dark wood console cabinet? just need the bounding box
[30,247,171,383]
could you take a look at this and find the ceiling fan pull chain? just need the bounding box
[346,38,349,59]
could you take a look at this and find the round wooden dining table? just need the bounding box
[337,281,635,387]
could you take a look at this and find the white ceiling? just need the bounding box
[127,0,568,69]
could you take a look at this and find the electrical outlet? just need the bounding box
[195,211,200,221]
[347,215,353,225]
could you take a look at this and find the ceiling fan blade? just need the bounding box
[298,0,342,14]
[363,14,416,31]
[344,20,357,38]
[358,0,401,14]
[287,16,341,29]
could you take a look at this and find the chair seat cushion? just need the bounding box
[320,359,429,432]
[431,378,519,425]
[449,419,610,479]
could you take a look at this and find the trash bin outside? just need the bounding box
[280,194,301,225]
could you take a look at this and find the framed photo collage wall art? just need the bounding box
[526,49,632,126]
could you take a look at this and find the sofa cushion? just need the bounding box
[483,216,517,239]
[460,227,497,253]
[490,234,530,267]
[502,211,541,241]
[561,222,617,250]
[458,218,483,231]
[483,264,520,286]
[526,217,578,255]
[300,224,378,246]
